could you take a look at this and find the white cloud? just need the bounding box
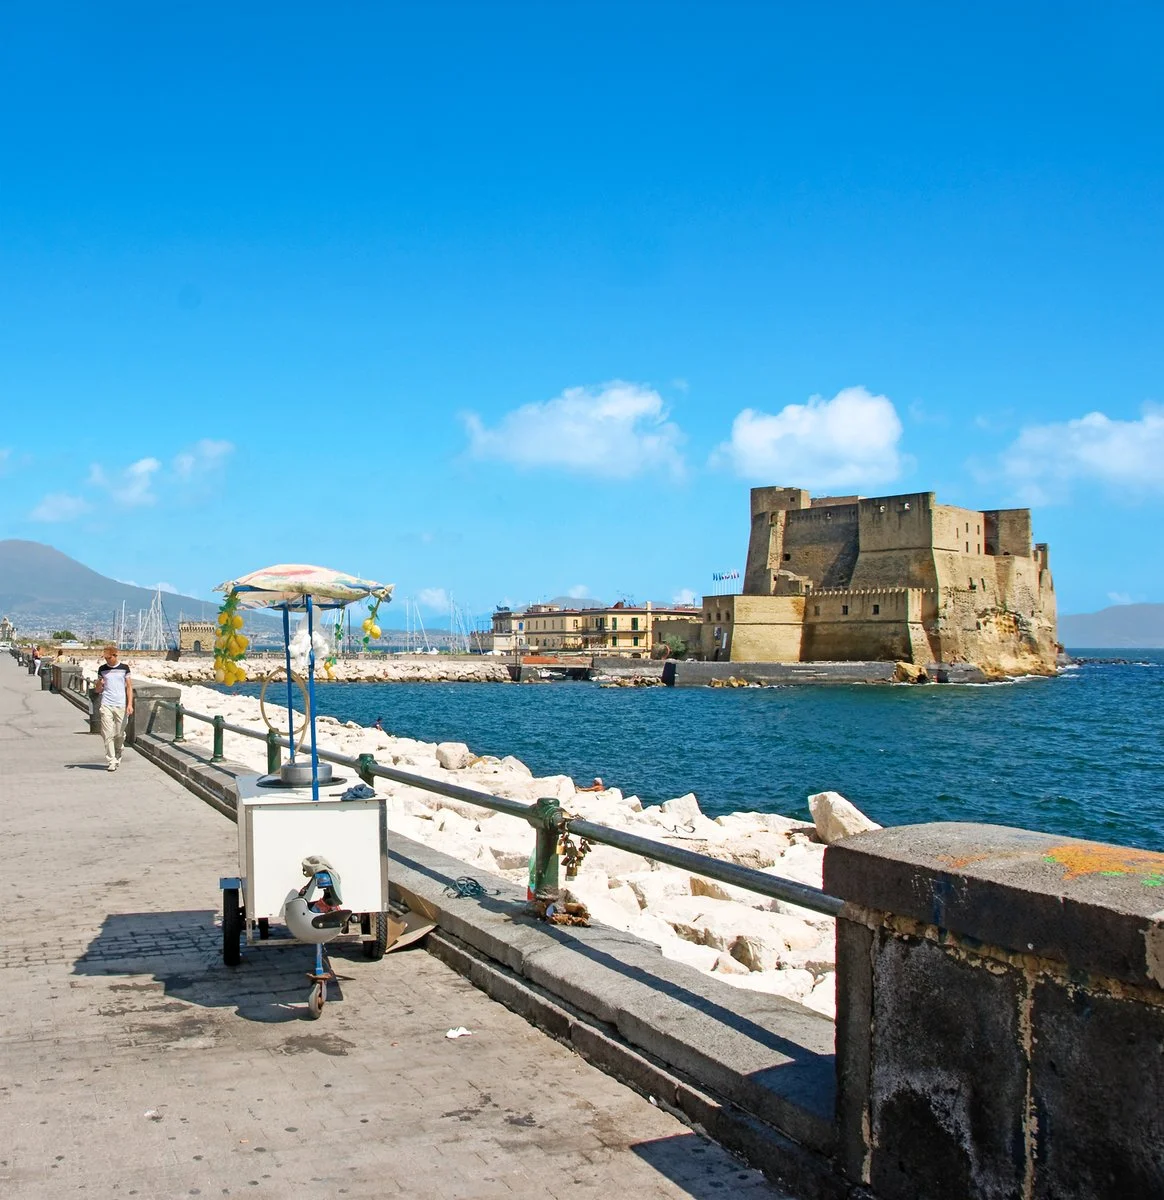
[30,492,91,522]
[174,439,234,479]
[463,381,685,479]
[672,588,696,605]
[417,587,451,613]
[713,386,904,488]
[150,581,179,594]
[1107,592,1134,606]
[89,456,161,507]
[566,584,590,599]
[1000,405,1164,503]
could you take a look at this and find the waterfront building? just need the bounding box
[521,601,701,658]
[701,485,1058,675]
[0,615,14,642]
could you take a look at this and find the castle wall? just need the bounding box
[781,504,860,589]
[984,509,1033,558]
[744,488,810,594]
[800,588,924,663]
[725,595,806,661]
[730,484,1058,675]
[932,504,985,555]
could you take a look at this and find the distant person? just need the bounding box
[32,646,42,674]
[95,645,133,772]
[372,717,384,732]
[576,776,605,792]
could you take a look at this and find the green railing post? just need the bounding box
[528,797,564,900]
[266,728,281,775]
[211,715,225,763]
[173,702,185,743]
[357,752,377,786]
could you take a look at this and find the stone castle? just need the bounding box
[701,486,1058,677]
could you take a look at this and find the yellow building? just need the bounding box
[521,601,701,658]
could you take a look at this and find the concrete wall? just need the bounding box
[826,823,1164,1200]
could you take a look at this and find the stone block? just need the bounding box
[825,822,1164,988]
[1030,980,1164,1199]
[867,934,1027,1200]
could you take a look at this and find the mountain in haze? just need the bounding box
[1059,603,1164,649]
[0,539,221,635]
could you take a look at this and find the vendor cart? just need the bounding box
[213,564,424,1018]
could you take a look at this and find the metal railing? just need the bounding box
[154,699,843,917]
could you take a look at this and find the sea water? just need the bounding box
[223,650,1164,851]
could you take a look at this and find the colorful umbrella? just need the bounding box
[214,564,395,611]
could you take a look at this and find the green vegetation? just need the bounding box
[660,633,688,659]
[51,629,77,641]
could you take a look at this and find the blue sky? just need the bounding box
[2,3,1162,621]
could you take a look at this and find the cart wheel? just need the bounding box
[222,887,242,967]
[307,983,325,1019]
[257,918,270,940]
[362,911,389,961]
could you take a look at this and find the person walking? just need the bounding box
[95,645,133,772]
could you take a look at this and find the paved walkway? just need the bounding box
[0,659,786,1199]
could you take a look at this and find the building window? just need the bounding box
[782,553,791,561]
[632,636,640,647]
[966,542,969,553]
[842,605,849,615]
[611,618,617,631]
[872,604,880,614]
[631,617,639,630]
[726,612,731,621]
[977,545,981,555]
[814,605,820,616]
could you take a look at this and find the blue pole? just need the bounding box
[306,594,319,802]
[283,607,295,762]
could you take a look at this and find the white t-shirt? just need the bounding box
[98,662,130,708]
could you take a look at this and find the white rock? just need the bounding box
[659,792,702,822]
[435,809,479,837]
[606,884,643,917]
[623,869,692,910]
[714,967,817,1001]
[807,790,880,844]
[500,755,532,777]
[562,882,636,932]
[689,875,773,911]
[628,913,676,947]
[659,939,722,972]
[710,954,751,976]
[802,973,837,1018]
[436,741,473,770]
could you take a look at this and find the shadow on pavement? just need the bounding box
[72,909,369,1024]
[632,1133,782,1197]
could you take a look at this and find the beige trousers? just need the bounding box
[100,705,126,766]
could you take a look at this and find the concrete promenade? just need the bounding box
[0,659,784,1199]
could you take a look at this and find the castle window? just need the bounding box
[966,542,969,553]
[814,605,820,616]
[783,553,791,561]
[977,545,981,555]
[726,612,731,621]
[872,605,880,614]
[841,605,849,615]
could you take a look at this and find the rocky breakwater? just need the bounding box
[137,676,880,1019]
[139,656,513,685]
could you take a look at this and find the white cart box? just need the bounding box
[235,773,389,924]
